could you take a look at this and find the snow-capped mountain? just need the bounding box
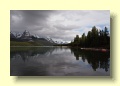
[20,30,32,40]
[31,34,40,38]
[10,32,16,38]
[10,30,57,44]
[54,41,69,44]
[44,37,55,43]
[10,30,69,46]
[16,33,22,38]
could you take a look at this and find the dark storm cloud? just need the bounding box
[10,10,55,32]
[10,10,110,42]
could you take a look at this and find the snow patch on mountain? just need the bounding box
[16,33,22,38]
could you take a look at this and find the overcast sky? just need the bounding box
[10,10,110,42]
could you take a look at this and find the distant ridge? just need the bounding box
[10,30,68,45]
[10,30,57,46]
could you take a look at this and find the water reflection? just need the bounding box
[10,46,110,76]
[70,47,110,72]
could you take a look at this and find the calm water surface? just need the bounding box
[10,46,110,76]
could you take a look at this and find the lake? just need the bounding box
[10,46,110,76]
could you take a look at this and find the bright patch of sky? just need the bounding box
[11,10,110,43]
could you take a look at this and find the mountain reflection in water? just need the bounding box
[10,46,110,76]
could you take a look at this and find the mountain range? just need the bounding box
[10,30,67,46]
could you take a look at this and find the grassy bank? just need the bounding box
[10,41,43,46]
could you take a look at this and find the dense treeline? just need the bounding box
[70,26,110,49]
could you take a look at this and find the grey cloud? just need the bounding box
[10,10,55,32]
[10,10,110,42]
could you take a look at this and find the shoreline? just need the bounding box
[10,46,110,52]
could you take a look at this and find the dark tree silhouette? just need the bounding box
[70,26,110,49]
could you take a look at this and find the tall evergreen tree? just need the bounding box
[81,33,86,47]
[70,26,110,49]
[74,35,80,46]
